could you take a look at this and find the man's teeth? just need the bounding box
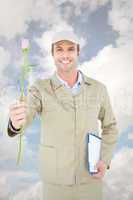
[61,61,70,64]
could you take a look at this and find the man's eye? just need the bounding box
[69,48,75,51]
[56,48,62,51]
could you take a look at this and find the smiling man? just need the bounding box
[7,30,118,200]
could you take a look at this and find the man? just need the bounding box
[8,30,118,200]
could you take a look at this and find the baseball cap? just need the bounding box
[51,30,80,45]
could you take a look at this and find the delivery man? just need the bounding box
[8,30,118,200]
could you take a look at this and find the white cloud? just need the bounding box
[0,0,110,40]
[0,47,13,133]
[0,170,35,181]
[109,0,133,46]
[56,0,109,15]
[31,0,62,25]
[13,181,42,200]
[0,46,11,76]
[0,168,39,200]
[0,134,18,160]
[0,132,36,163]
[0,128,40,199]
[0,176,10,200]
[103,148,133,200]
[0,0,69,40]
[0,83,22,134]
[0,121,39,164]
[0,0,34,39]
[0,0,61,39]
[80,44,133,88]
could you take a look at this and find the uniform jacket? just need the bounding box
[8,71,118,185]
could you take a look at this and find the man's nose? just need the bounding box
[61,51,69,59]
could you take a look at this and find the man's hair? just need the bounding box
[51,43,80,56]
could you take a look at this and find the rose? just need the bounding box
[21,38,29,50]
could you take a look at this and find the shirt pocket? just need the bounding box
[42,92,62,112]
[39,145,57,183]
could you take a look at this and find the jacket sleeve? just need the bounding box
[7,83,42,137]
[98,85,118,168]
[7,118,21,137]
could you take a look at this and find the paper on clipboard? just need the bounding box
[87,133,102,175]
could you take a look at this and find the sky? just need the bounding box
[0,0,133,199]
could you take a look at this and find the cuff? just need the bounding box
[8,119,21,137]
[9,119,21,132]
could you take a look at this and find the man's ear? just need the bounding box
[77,44,80,56]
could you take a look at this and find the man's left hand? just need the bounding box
[92,160,106,179]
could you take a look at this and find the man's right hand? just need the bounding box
[9,101,27,130]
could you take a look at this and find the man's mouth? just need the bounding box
[59,60,71,64]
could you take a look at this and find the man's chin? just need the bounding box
[58,64,72,71]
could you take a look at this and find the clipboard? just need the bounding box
[87,133,102,175]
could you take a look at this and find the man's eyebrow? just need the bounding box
[55,45,63,48]
[68,46,75,48]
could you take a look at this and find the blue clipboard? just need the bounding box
[87,133,102,175]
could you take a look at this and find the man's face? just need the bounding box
[52,40,80,72]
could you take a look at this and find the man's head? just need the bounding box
[51,31,80,72]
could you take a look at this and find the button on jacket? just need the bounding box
[8,70,118,185]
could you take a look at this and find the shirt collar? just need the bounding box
[50,70,92,91]
[56,70,83,89]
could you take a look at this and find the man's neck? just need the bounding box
[57,68,79,88]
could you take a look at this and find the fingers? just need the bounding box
[9,101,27,129]
[10,105,27,116]
[10,112,26,122]
[92,171,103,179]
[10,105,27,120]
[91,160,106,179]
[10,101,27,111]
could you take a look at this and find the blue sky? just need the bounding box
[0,0,133,199]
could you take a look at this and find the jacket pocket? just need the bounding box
[39,145,56,183]
[56,146,75,184]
